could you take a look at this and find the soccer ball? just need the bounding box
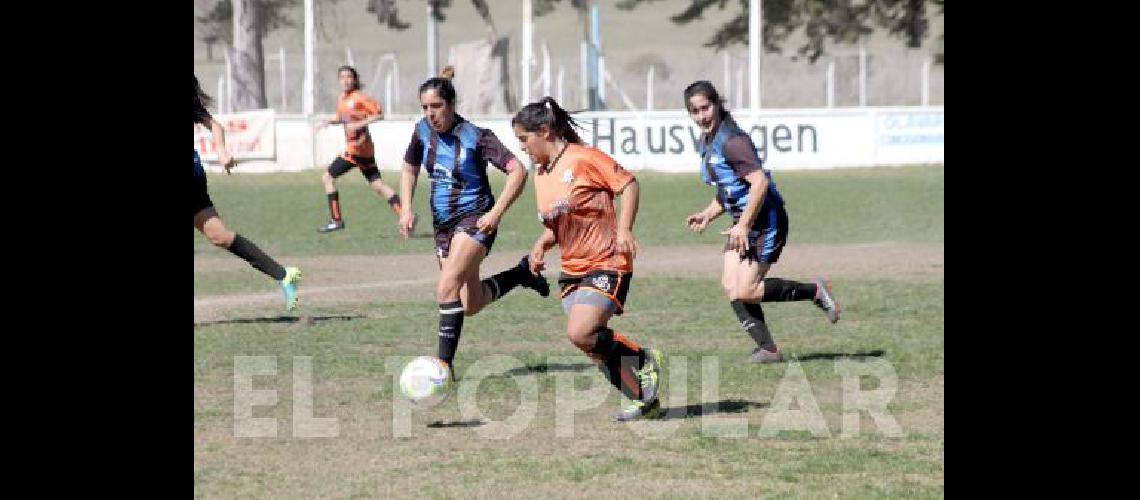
[399,356,453,408]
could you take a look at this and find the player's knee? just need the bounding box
[722,281,737,299]
[206,228,233,248]
[463,301,484,317]
[736,281,764,301]
[436,276,462,301]
[566,325,596,351]
[321,171,334,183]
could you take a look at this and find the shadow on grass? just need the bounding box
[427,419,485,428]
[490,361,597,378]
[657,399,769,420]
[792,350,886,362]
[194,314,363,327]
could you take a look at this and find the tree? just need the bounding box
[614,0,942,62]
[196,0,298,111]
[196,1,232,61]
[364,0,410,30]
[361,1,518,111]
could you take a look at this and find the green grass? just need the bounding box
[194,165,944,257]
[194,165,943,497]
[194,275,944,497]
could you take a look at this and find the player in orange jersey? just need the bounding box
[315,66,402,233]
[512,97,665,422]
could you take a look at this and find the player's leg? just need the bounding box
[357,157,402,215]
[432,225,482,369]
[722,250,780,362]
[746,209,841,322]
[194,207,301,311]
[563,276,662,421]
[319,157,354,232]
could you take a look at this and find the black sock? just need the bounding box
[590,327,646,400]
[480,263,528,302]
[761,278,817,302]
[387,193,401,209]
[730,299,776,350]
[437,300,465,366]
[327,192,342,221]
[227,234,287,280]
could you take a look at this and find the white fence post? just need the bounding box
[646,65,655,112]
[278,47,287,110]
[858,42,867,107]
[921,55,932,106]
[826,60,835,108]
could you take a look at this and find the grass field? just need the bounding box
[194,165,944,498]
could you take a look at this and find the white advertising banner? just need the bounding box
[226,107,942,173]
[194,109,276,161]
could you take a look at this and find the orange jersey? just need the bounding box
[336,89,382,158]
[535,144,636,275]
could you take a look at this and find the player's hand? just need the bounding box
[685,211,711,233]
[528,244,546,275]
[219,152,235,174]
[616,228,639,259]
[721,223,750,256]
[399,210,416,239]
[475,211,501,235]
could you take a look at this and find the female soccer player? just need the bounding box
[397,76,550,374]
[681,80,840,363]
[194,75,301,311]
[512,97,664,422]
[315,65,402,233]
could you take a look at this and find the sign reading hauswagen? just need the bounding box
[567,108,938,171]
[322,107,943,173]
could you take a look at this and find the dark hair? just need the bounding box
[511,96,583,144]
[418,77,456,106]
[337,65,361,91]
[194,75,212,125]
[683,80,732,123]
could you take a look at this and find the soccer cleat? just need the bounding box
[748,346,783,364]
[281,267,302,311]
[517,255,550,297]
[318,220,345,233]
[636,348,664,404]
[613,397,662,422]
[813,278,841,324]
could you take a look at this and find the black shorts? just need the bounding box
[433,213,497,260]
[328,155,382,182]
[726,206,789,263]
[558,270,633,316]
[193,174,214,217]
[193,153,214,217]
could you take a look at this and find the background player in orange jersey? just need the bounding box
[511,97,665,422]
[315,66,402,233]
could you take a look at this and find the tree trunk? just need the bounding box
[231,0,267,111]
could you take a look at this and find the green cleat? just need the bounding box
[281,267,302,311]
[613,397,662,422]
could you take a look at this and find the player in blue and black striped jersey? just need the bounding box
[682,81,841,363]
[397,75,549,374]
